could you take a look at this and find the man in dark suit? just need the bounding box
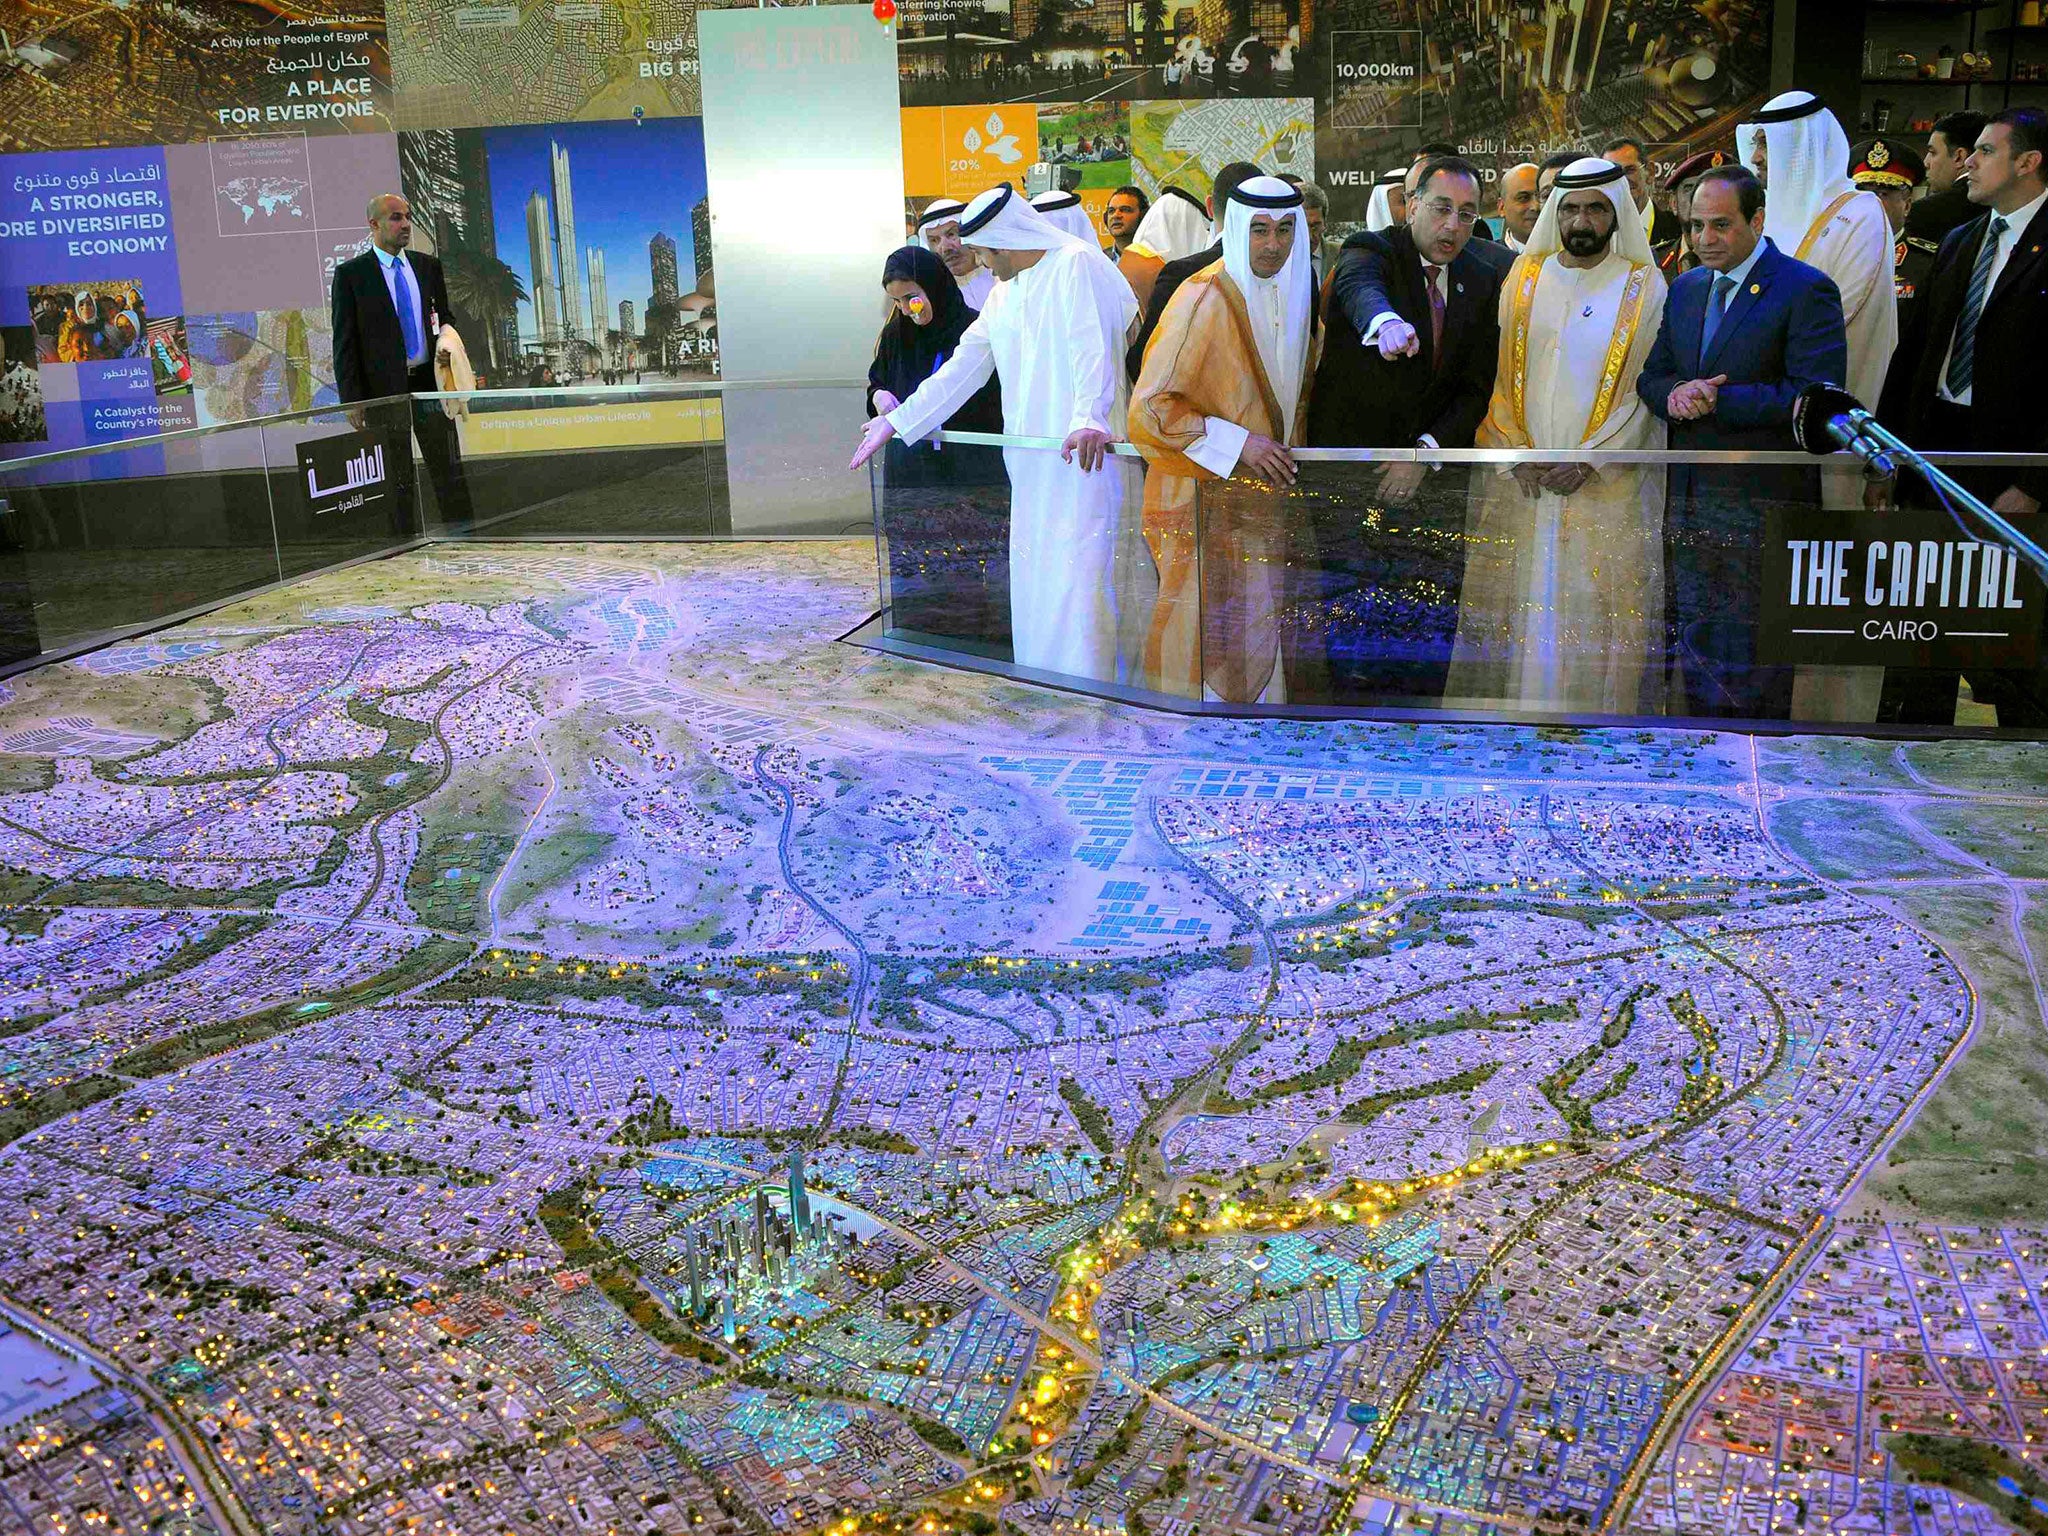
[1393,146,1512,271]
[1638,164,1848,719]
[1878,106,2048,726]
[331,193,474,526]
[1306,154,1506,699]
[1602,136,1682,247]
[1911,111,1988,251]
[1126,160,1262,381]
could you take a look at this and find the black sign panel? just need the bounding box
[1761,509,2043,668]
[296,428,397,526]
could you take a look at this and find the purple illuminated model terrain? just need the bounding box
[0,542,2043,1536]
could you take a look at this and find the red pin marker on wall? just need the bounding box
[873,0,896,21]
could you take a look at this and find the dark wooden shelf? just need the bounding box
[1863,1,2000,11]
[1984,24,2048,37]
[1860,74,1987,82]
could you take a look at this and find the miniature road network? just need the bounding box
[1,541,2044,1536]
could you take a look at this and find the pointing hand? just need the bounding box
[1374,318,1421,360]
[850,415,897,470]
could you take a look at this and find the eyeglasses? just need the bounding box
[1418,198,1482,226]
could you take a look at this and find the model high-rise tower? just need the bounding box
[789,1147,810,1240]
[690,198,713,290]
[398,130,466,253]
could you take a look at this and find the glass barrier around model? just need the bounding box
[0,392,423,666]
[0,379,872,669]
[857,434,2048,736]
[406,379,871,541]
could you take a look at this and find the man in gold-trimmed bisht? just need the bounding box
[1742,90,1900,722]
[1447,158,1670,714]
[1129,176,1321,703]
[1741,92,1897,428]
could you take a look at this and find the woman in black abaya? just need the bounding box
[865,245,1011,648]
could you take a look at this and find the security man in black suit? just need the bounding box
[1910,110,1988,251]
[1879,107,2048,726]
[1305,154,1506,700]
[331,193,474,526]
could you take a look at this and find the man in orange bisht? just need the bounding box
[1129,176,1318,704]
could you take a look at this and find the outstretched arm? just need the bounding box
[883,307,998,445]
[1328,235,1412,354]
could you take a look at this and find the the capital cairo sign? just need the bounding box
[1762,509,2043,667]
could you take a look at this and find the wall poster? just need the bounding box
[2,0,1776,460]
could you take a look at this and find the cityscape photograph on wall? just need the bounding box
[0,0,1776,454]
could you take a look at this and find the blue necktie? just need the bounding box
[1945,215,2006,398]
[392,256,423,365]
[1700,274,1735,360]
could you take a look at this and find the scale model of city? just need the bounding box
[2,542,2045,1536]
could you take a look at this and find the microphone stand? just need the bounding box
[1832,407,2048,587]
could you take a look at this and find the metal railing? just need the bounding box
[930,429,2044,467]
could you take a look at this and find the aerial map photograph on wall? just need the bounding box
[0,539,2044,1536]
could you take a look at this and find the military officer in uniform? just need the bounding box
[1654,147,1733,281]
[1850,136,1932,332]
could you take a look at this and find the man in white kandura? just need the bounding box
[1741,88,1898,720]
[1116,186,1213,313]
[1448,157,1669,714]
[915,199,996,310]
[852,185,1145,684]
[1029,189,1099,246]
[1743,91,1897,417]
[1363,168,1407,233]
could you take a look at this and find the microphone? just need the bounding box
[1792,382,1897,476]
[1789,383,2048,587]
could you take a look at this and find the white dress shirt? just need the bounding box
[1937,186,2047,407]
[372,244,430,369]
